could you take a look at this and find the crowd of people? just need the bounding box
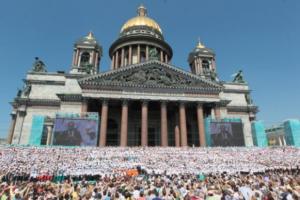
[0,145,300,199]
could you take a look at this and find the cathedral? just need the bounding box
[7,5,258,147]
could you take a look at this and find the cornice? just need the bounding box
[23,79,65,86]
[227,105,259,113]
[56,94,83,102]
[223,89,250,94]
[12,98,60,107]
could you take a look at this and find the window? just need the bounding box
[80,52,90,65]
[202,59,210,70]
[140,50,146,62]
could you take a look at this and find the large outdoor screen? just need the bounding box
[52,118,98,146]
[210,122,245,147]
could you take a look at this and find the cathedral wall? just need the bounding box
[12,106,59,145]
[27,73,66,82]
[223,83,249,91]
[221,83,250,106]
[60,102,82,113]
[29,84,65,100]
[27,74,82,100]
[226,112,253,146]
[64,78,82,93]
[27,74,66,100]
[12,73,84,145]
[220,92,248,106]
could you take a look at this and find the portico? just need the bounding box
[83,97,218,147]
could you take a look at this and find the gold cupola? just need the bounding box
[120,5,162,34]
[109,5,172,70]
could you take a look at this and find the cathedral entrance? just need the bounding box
[147,102,161,146]
[186,105,200,147]
[106,119,119,146]
[147,127,159,146]
[127,101,141,146]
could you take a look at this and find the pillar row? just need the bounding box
[99,100,109,146]
[115,51,119,69]
[141,101,148,146]
[197,103,206,147]
[161,101,168,147]
[146,45,149,61]
[179,102,188,146]
[128,46,132,65]
[175,125,180,147]
[7,114,17,144]
[121,48,125,67]
[137,45,141,63]
[120,100,128,147]
[111,55,115,70]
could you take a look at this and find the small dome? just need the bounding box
[120,5,162,34]
[193,41,215,55]
[75,32,100,47]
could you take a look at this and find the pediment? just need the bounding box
[79,60,223,93]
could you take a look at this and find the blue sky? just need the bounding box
[0,0,299,138]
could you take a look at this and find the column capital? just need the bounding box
[197,102,204,107]
[122,99,129,106]
[82,97,89,102]
[101,99,109,105]
[160,100,168,105]
[179,101,186,106]
[142,100,149,106]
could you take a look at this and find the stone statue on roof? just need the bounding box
[245,93,253,105]
[17,89,22,98]
[232,70,245,83]
[23,83,31,97]
[32,57,47,72]
[149,47,159,60]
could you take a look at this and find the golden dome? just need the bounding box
[120,5,162,34]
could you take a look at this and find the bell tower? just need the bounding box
[70,32,102,74]
[188,40,218,81]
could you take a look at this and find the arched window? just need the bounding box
[140,51,146,62]
[202,59,210,70]
[80,52,90,65]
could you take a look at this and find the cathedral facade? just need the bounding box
[7,5,258,147]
